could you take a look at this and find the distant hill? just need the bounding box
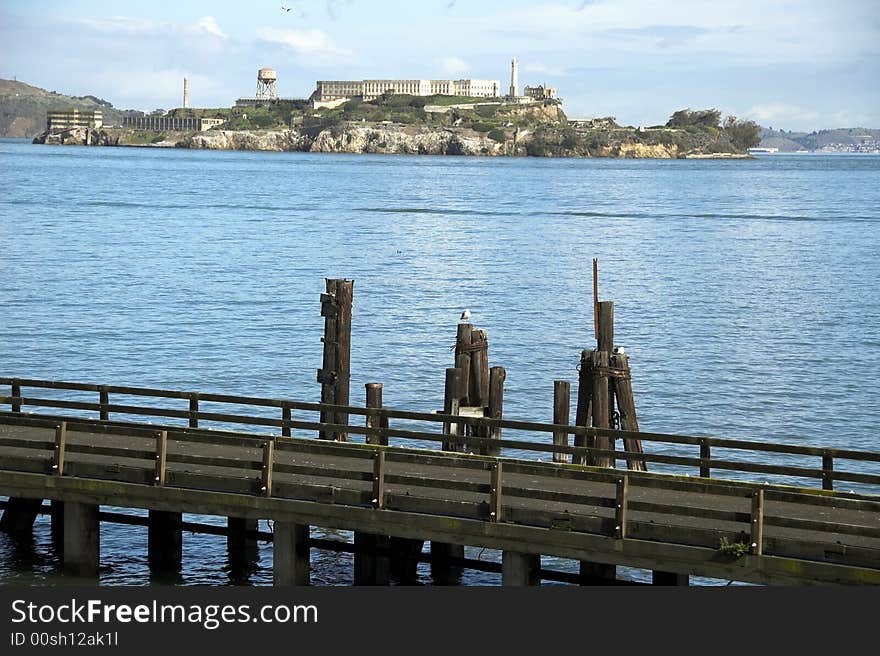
[0,79,128,138]
[760,126,880,152]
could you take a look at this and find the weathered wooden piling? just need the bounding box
[227,517,259,569]
[63,502,100,578]
[573,350,593,466]
[441,368,461,452]
[455,324,473,405]
[611,352,647,471]
[652,571,690,586]
[273,522,310,586]
[590,350,615,467]
[148,510,183,572]
[0,497,42,534]
[485,366,505,457]
[318,278,354,440]
[502,551,540,586]
[553,380,570,464]
[354,383,392,585]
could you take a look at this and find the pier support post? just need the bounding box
[430,541,464,585]
[652,571,689,586]
[148,510,182,572]
[63,502,100,578]
[389,536,424,584]
[273,522,310,586]
[579,561,617,585]
[502,551,540,586]
[0,497,43,534]
[353,533,390,585]
[227,517,259,580]
[50,500,64,551]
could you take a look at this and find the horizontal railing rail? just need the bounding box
[3,377,880,493]
[1,413,878,574]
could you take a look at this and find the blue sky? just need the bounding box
[1,0,878,130]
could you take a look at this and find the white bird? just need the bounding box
[459,308,471,322]
[613,345,626,355]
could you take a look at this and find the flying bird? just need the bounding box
[459,308,471,322]
[281,5,291,11]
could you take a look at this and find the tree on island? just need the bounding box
[723,116,761,150]
[666,108,722,129]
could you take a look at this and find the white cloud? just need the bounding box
[193,16,226,39]
[256,27,351,59]
[437,56,470,76]
[523,62,567,76]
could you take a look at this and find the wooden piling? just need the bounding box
[470,329,489,407]
[502,551,540,586]
[319,278,354,440]
[573,350,593,466]
[442,369,461,452]
[354,533,391,586]
[148,510,183,572]
[433,367,466,583]
[227,517,259,565]
[99,386,109,421]
[485,366,505,457]
[652,571,690,586]
[553,380,570,464]
[610,353,647,471]
[63,502,100,578]
[455,323,473,406]
[590,350,614,467]
[0,497,43,534]
[273,522,310,586]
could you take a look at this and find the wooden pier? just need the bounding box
[1,378,879,586]
[2,277,879,586]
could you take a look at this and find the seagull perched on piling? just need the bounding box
[613,346,626,355]
[459,308,471,323]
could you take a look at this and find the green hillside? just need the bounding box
[0,79,126,138]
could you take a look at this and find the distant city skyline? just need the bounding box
[1,0,878,131]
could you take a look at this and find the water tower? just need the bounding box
[256,67,278,101]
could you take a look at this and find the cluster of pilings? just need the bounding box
[1,272,679,586]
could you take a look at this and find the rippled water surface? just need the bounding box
[1,139,879,585]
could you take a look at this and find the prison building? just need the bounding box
[122,116,225,132]
[46,109,103,131]
[313,78,501,102]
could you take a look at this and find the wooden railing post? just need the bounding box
[11,380,21,413]
[52,422,67,475]
[366,383,387,446]
[154,430,168,486]
[699,438,711,478]
[261,440,274,497]
[750,489,764,555]
[822,452,834,491]
[552,380,570,463]
[441,369,461,452]
[614,476,628,539]
[282,405,292,438]
[188,393,199,429]
[489,462,503,522]
[99,386,109,421]
[372,451,386,509]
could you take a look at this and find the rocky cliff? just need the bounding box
[33,123,741,159]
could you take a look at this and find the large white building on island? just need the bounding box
[312,78,501,103]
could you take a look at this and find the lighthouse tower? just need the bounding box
[509,57,519,97]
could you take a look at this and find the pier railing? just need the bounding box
[3,377,880,494]
[2,412,880,577]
